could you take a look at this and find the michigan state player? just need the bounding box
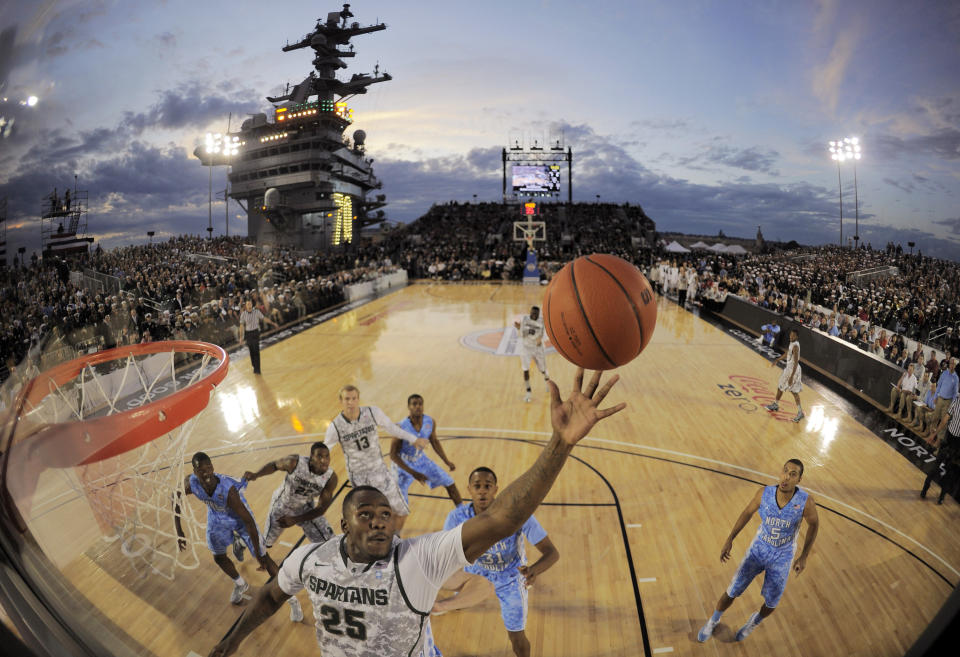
[433,466,559,657]
[697,459,820,643]
[389,394,462,509]
[243,442,339,620]
[207,368,625,657]
[325,385,429,531]
[174,453,295,618]
[514,306,549,403]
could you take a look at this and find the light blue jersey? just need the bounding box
[727,485,809,608]
[189,473,257,556]
[444,503,547,576]
[754,484,808,549]
[397,416,434,460]
[444,502,548,632]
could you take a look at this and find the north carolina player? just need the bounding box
[765,328,805,423]
[243,441,339,545]
[326,385,429,530]
[514,306,549,403]
[432,467,559,657]
[174,452,289,612]
[207,368,626,657]
[697,459,820,643]
[389,394,462,508]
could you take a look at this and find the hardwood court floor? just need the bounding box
[17,282,960,657]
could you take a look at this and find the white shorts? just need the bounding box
[521,347,546,373]
[350,465,411,516]
[778,365,802,393]
[262,489,334,548]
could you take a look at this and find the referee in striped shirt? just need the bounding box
[921,392,960,504]
[239,299,278,375]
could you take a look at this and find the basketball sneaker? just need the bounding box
[735,612,760,641]
[230,579,249,605]
[232,534,245,562]
[288,596,304,622]
[765,402,779,411]
[697,617,718,642]
[793,411,805,423]
[525,392,532,403]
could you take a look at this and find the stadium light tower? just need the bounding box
[195,131,239,238]
[829,137,861,248]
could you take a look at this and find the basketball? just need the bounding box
[543,254,657,370]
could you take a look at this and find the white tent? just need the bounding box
[690,241,710,250]
[665,240,691,253]
[708,242,728,252]
[724,244,748,255]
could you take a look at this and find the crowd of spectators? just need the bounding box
[5,198,960,404]
[654,243,960,367]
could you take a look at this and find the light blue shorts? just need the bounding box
[463,566,529,632]
[393,454,455,504]
[726,541,794,608]
[207,514,256,556]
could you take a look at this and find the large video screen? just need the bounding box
[512,165,561,194]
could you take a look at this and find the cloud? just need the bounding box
[883,177,914,194]
[873,128,960,161]
[674,143,780,175]
[934,217,960,235]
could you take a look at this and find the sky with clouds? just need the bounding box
[0,0,959,261]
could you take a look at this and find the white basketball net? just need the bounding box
[23,348,221,580]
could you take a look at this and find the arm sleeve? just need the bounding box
[324,422,339,449]
[371,406,420,444]
[277,543,317,596]
[521,515,548,545]
[397,526,471,613]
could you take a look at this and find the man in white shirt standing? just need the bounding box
[514,306,549,403]
[208,369,625,657]
[325,385,429,531]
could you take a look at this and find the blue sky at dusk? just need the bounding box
[0,0,958,260]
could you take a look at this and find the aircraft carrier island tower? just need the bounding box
[228,4,391,249]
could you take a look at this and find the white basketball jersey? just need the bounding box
[274,455,334,510]
[786,340,799,370]
[519,315,544,350]
[278,528,469,657]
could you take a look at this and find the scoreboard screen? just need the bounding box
[512,165,561,194]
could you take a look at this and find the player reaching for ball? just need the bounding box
[432,466,559,657]
[515,306,549,403]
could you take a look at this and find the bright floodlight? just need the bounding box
[26,95,38,107]
[828,137,859,163]
[205,132,239,157]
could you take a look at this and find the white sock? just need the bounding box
[234,576,246,586]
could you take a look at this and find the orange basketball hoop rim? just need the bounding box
[13,341,228,468]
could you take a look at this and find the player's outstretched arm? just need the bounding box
[173,475,193,551]
[243,455,297,482]
[208,578,289,657]
[793,495,819,575]
[373,406,429,450]
[460,369,624,563]
[720,487,763,562]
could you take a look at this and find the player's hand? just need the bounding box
[278,515,296,528]
[242,471,257,481]
[445,460,456,471]
[413,472,428,485]
[550,369,625,446]
[792,555,807,575]
[519,565,537,587]
[177,536,187,552]
[720,540,733,562]
[414,438,430,451]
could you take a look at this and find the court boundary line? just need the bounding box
[442,426,960,585]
